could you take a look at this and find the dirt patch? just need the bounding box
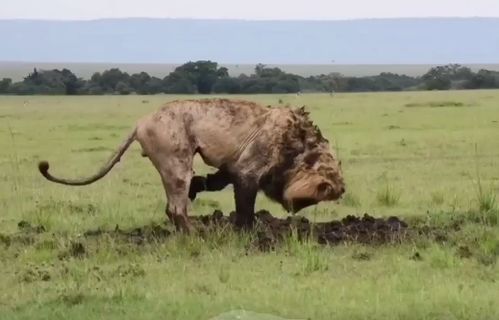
[71,146,113,153]
[81,210,408,250]
[193,210,408,250]
[0,221,47,247]
[17,220,46,233]
[84,223,171,245]
[404,101,472,108]
[83,211,406,249]
[6,211,408,251]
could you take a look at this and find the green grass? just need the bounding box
[1,90,499,319]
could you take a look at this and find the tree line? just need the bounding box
[1,61,498,95]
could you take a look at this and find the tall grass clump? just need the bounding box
[470,144,498,225]
[376,185,400,207]
[430,191,445,206]
[283,227,329,275]
[343,192,361,207]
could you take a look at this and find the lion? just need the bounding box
[38,98,345,232]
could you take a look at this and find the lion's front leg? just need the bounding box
[189,169,232,200]
[233,180,258,230]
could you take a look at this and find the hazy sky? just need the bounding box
[2,0,499,20]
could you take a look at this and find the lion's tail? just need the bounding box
[38,128,137,186]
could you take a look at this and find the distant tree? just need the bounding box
[255,64,286,78]
[239,64,301,93]
[129,72,152,94]
[116,81,132,95]
[422,66,452,90]
[167,60,229,94]
[345,77,377,92]
[163,72,196,94]
[79,83,105,95]
[12,68,84,94]
[142,77,165,94]
[98,68,130,91]
[23,68,42,85]
[375,72,419,90]
[217,66,229,78]
[90,72,102,84]
[254,63,266,77]
[239,78,275,93]
[422,64,475,90]
[60,68,84,94]
[450,64,473,80]
[465,69,499,89]
[0,78,12,93]
[272,76,300,93]
[212,77,241,93]
[3,62,497,95]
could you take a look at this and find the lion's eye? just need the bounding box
[317,182,331,195]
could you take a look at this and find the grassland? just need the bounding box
[0,91,498,319]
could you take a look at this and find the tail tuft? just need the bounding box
[38,161,50,175]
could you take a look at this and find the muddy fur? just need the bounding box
[38,99,345,232]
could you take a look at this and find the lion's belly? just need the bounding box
[194,128,240,168]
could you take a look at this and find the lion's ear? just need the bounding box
[294,105,306,114]
[304,152,321,167]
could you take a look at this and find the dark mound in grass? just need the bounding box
[81,211,409,249]
[404,101,472,108]
[6,212,408,251]
[195,210,409,250]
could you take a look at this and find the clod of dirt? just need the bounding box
[457,246,472,259]
[59,241,86,259]
[19,268,51,283]
[70,241,86,258]
[17,220,45,233]
[256,231,276,252]
[352,251,372,261]
[433,231,448,243]
[0,234,11,247]
[114,263,146,278]
[200,209,226,226]
[61,293,85,306]
[410,252,423,261]
[41,272,51,281]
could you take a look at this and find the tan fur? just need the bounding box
[38,98,345,232]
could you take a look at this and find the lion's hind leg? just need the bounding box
[136,120,195,233]
[143,145,194,232]
[157,157,194,232]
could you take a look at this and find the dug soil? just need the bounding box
[5,211,409,252]
[196,210,408,250]
[84,210,409,250]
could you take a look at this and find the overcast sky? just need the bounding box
[2,0,499,20]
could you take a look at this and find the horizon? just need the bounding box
[2,16,499,22]
[2,0,499,20]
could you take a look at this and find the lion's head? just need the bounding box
[282,148,345,212]
[261,105,345,213]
